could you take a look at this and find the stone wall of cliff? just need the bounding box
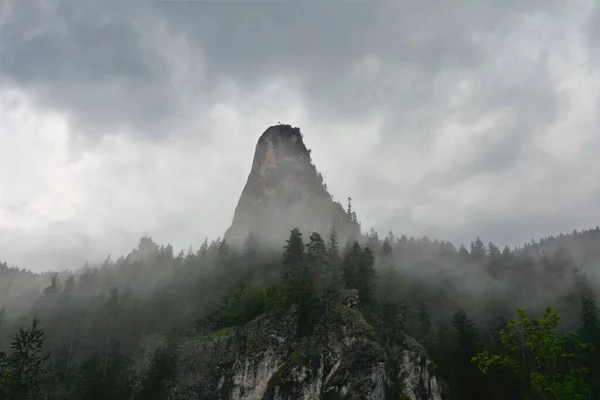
[137,290,443,400]
[224,125,361,248]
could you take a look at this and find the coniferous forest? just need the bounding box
[1,223,600,399]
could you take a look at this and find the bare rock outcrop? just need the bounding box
[224,125,360,247]
[161,290,443,400]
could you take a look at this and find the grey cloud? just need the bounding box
[1,0,565,143]
[370,137,600,249]
[1,0,599,272]
[159,0,561,124]
[0,1,204,144]
[353,26,566,223]
[447,54,562,182]
[0,223,95,271]
[587,0,600,47]
[378,192,600,251]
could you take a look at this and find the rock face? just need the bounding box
[224,125,360,247]
[169,290,443,400]
[132,125,444,399]
[126,237,160,263]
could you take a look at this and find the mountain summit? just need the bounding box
[224,124,360,246]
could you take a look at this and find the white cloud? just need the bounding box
[0,0,599,271]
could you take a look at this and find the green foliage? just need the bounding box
[1,226,600,399]
[138,339,179,400]
[281,228,305,284]
[450,308,486,400]
[307,232,327,292]
[206,284,279,330]
[0,318,49,400]
[280,229,321,336]
[472,307,593,400]
[341,242,376,308]
[357,247,376,306]
[326,228,342,291]
[0,308,6,350]
[577,282,600,397]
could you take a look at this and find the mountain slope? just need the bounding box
[224,124,360,247]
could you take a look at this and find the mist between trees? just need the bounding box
[0,224,599,399]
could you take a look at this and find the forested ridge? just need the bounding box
[1,222,600,399]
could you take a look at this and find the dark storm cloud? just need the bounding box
[587,0,600,45]
[0,0,202,143]
[1,0,598,272]
[444,53,561,183]
[1,0,563,142]
[158,0,559,122]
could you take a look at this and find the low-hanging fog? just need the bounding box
[1,0,599,274]
[1,2,600,398]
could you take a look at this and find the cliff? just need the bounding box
[130,125,444,399]
[139,290,443,400]
[224,125,361,247]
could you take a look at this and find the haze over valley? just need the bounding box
[1,1,600,399]
[1,1,600,273]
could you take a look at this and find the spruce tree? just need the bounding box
[378,239,402,305]
[281,229,317,336]
[307,232,327,292]
[451,308,484,400]
[470,238,486,263]
[282,228,305,283]
[243,232,259,265]
[0,318,49,399]
[139,339,179,400]
[342,242,362,290]
[577,276,600,397]
[327,228,342,290]
[357,247,376,307]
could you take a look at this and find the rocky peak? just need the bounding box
[126,236,159,263]
[224,125,360,247]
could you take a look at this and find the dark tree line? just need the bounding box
[0,226,599,399]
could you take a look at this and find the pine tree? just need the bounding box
[470,238,486,263]
[0,308,5,351]
[242,232,260,282]
[282,228,305,283]
[138,339,179,400]
[377,239,404,335]
[307,232,327,292]
[379,239,393,270]
[217,239,229,261]
[43,273,61,296]
[367,228,380,255]
[416,303,433,346]
[281,228,306,307]
[327,228,342,290]
[198,238,209,262]
[451,308,484,400]
[0,318,50,399]
[243,233,259,265]
[357,247,376,307]
[458,244,470,262]
[342,242,362,290]
[378,239,402,304]
[576,276,600,397]
[281,229,317,336]
[487,242,502,279]
[64,275,75,292]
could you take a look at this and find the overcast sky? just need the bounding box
[1,0,599,272]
